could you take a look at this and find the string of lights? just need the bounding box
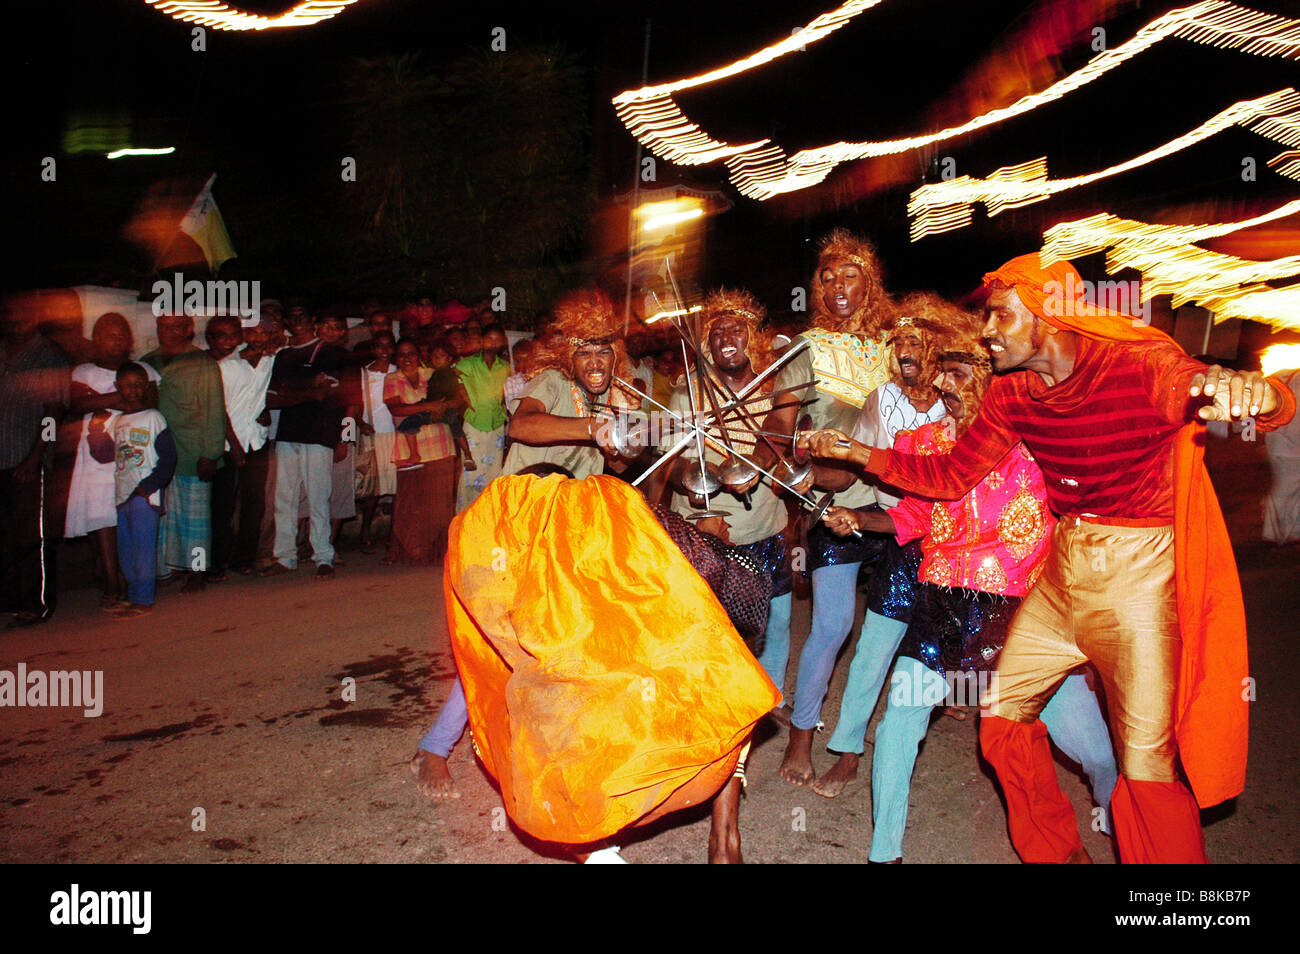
[613,1,1300,200]
[142,0,360,32]
[1038,201,1300,330]
[907,89,1300,240]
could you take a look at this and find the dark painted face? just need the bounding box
[819,262,867,319]
[982,286,1046,373]
[572,343,615,397]
[934,359,976,422]
[707,315,750,374]
[892,331,925,385]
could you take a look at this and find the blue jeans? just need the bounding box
[417,678,468,758]
[791,562,862,730]
[117,495,159,606]
[826,610,909,754]
[869,661,1117,861]
[756,592,793,699]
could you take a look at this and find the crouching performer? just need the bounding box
[443,471,781,863]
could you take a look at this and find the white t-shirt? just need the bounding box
[113,408,169,507]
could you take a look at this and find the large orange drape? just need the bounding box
[442,474,780,845]
[982,253,1291,808]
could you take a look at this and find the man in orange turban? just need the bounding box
[803,253,1295,863]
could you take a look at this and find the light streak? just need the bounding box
[908,89,1300,240]
[613,1,1300,200]
[142,1,361,32]
[642,208,705,231]
[1261,343,1300,375]
[645,304,703,324]
[106,146,176,159]
[1038,202,1300,330]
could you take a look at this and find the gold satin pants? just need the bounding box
[982,517,1180,783]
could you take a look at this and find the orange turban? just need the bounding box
[983,253,1171,343]
[982,252,1248,808]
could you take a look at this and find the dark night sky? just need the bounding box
[5,0,1300,317]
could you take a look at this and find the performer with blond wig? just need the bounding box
[752,229,898,786]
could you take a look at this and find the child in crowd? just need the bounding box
[396,338,472,468]
[87,363,177,620]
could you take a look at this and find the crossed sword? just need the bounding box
[594,337,863,538]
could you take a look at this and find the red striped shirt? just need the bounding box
[874,336,1286,520]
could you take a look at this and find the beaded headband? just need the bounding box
[938,349,992,369]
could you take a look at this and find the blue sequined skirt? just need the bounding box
[898,584,1023,677]
[806,510,889,572]
[735,531,792,598]
[866,537,924,621]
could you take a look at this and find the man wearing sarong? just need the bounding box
[802,253,1296,863]
[141,313,226,595]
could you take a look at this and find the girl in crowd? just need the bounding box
[383,339,461,565]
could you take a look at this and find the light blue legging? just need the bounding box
[756,592,794,698]
[790,562,862,730]
[417,678,468,758]
[826,610,910,754]
[869,657,1117,861]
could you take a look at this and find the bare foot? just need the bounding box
[708,777,743,864]
[779,727,816,786]
[180,575,206,595]
[941,706,968,721]
[410,750,458,799]
[810,752,859,798]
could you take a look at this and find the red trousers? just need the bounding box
[981,715,1207,864]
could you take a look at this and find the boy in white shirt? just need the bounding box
[88,363,178,620]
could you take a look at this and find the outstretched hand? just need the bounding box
[796,428,859,462]
[1189,365,1277,422]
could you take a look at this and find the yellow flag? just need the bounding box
[179,174,236,272]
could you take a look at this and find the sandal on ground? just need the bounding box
[111,605,153,621]
[257,562,295,578]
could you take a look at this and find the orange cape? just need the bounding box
[442,474,781,845]
[983,254,1276,808]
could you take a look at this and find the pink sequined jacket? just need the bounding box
[889,419,1054,597]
